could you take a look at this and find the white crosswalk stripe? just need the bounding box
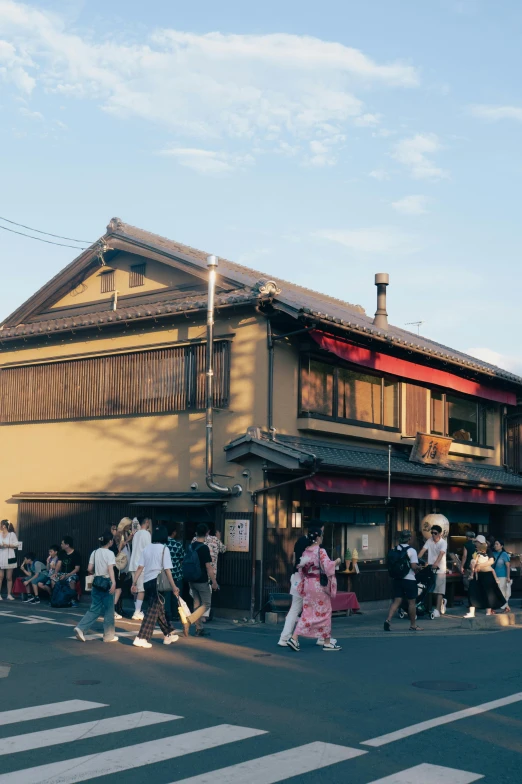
[0,711,181,756]
[0,700,106,727]
[366,762,484,783]
[172,741,367,783]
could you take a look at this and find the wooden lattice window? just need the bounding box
[100,270,115,294]
[129,263,146,287]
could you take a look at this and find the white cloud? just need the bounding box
[159,147,253,175]
[0,0,419,168]
[469,104,522,122]
[391,194,428,215]
[369,168,390,180]
[354,112,382,127]
[466,347,522,376]
[314,226,419,254]
[392,133,448,180]
[19,106,43,120]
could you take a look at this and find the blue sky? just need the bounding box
[1,0,521,373]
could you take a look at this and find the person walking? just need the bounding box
[0,520,19,600]
[277,529,309,647]
[287,527,342,652]
[74,532,119,643]
[191,528,226,621]
[460,530,476,594]
[131,525,180,649]
[464,537,505,618]
[164,524,184,624]
[418,524,447,618]
[384,531,421,632]
[185,523,218,638]
[492,539,511,612]
[128,518,151,621]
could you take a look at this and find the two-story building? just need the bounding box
[2,217,522,612]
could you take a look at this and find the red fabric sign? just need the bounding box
[306,474,522,506]
[310,330,517,406]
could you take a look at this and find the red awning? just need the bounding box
[310,330,517,406]
[306,474,522,506]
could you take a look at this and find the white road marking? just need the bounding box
[361,691,522,747]
[0,724,266,784]
[173,741,366,783]
[366,762,483,783]
[0,611,74,627]
[0,711,181,756]
[68,630,164,640]
[0,700,107,727]
[0,666,10,679]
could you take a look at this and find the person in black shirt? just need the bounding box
[185,523,217,638]
[58,537,81,600]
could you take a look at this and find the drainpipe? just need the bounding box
[205,254,242,497]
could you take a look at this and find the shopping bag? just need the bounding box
[177,596,190,624]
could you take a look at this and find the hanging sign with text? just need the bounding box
[409,433,453,466]
[225,519,250,552]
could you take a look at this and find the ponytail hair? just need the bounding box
[0,519,15,533]
[98,530,114,547]
[306,527,322,545]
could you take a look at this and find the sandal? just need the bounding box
[409,626,423,631]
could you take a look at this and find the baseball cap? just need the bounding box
[475,535,487,544]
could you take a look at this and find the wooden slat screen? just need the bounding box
[404,383,428,437]
[129,263,146,287]
[0,341,230,424]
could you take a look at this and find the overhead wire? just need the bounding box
[0,215,93,244]
[0,223,89,250]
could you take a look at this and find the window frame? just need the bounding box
[129,263,146,288]
[430,390,495,448]
[298,353,401,432]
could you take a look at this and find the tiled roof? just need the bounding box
[273,434,522,489]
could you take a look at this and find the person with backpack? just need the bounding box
[183,523,218,637]
[384,530,421,632]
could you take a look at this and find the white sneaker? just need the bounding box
[317,637,337,646]
[114,613,122,620]
[441,598,447,616]
[104,636,119,643]
[464,611,475,618]
[322,642,342,651]
[132,611,144,621]
[432,609,441,618]
[163,633,179,645]
[277,640,289,647]
[7,595,14,601]
[74,627,86,642]
[132,637,152,648]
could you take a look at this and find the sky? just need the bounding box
[1,0,521,374]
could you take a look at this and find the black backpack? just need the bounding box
[182,542,204,582]
[387,545,412,580]
[50,581,76,608]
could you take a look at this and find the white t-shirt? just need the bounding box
[129,529,151,572]
[397,544,419,580]
[424,537,447,573]
[89,548,116,578]
[138,543,173,584]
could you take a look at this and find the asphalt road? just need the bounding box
[0,601,521,783]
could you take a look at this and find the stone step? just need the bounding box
[460,611,520,630]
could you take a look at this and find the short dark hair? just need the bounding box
[152,525,169,544]
[466,530,476,538]
[196,523,209,537]
[169,524,178,536]
[399,530,412,543]
[431,525,442,534]
[50,545,60,553]
[61,536,73,547]
[98,530,114,547]
[25,552,36,560]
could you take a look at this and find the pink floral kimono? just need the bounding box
[294,545,337,639]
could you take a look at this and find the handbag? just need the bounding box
[318,549,328,587]
[7,533,17,565]
[91,550,112,593]
[115,549,128,571]
[156,546,173,592]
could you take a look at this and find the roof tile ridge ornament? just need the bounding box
[107,217,124,233]
[254,278,282,297]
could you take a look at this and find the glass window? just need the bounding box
[338,368,382,424]
[383,378,399,428]
[431,391,444,435]
[484,406,496,447]
[301,360,333,416]
[447,395,477,442]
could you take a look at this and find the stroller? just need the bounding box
[398,562,438,621]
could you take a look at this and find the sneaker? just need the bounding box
[33,597,40,604]
[322,642,342,651]
[7,595,14,601]
[132,611,144,621]
[163,633,179,645]
[441,598,447,616]
[195,628,210,637]
[277,640,289,647]
[384,620,391,632]
[133,637,152,649]
[432,609,441,618]
[286,637,300,652]
[463,611,475,618]
[104,636,119,643]
[114,613,122,620]
[74,627,86,642]
[25,596,35,604]
[317,637,337,646]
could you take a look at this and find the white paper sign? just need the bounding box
[362,534,369,551]
[225,519,250,552]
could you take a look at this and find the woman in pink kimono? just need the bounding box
[287,528,342,652]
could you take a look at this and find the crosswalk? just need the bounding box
[0,699,485,783]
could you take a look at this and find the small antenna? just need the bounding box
[405,320,424,335]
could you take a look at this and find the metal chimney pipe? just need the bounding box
[205,255,242,497]
[373,272,389,329]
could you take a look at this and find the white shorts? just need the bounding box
[131,571,144,592]
[433,574,446,595]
